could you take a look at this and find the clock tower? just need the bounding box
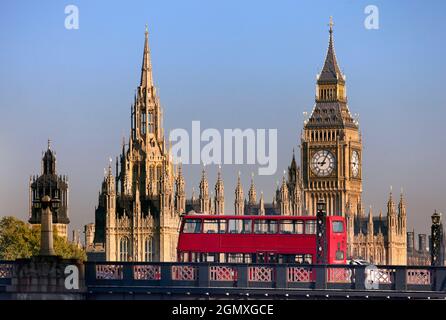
[301,18,362,217]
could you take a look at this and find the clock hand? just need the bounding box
[322,152,329,163]
[318,152,330,167]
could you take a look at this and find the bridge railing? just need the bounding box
[0,261,15,286]
[84,262,446,292]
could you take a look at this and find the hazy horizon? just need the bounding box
[1,0,445,238]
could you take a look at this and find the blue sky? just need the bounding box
[0,0,445,236]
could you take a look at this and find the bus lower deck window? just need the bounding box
[179,252,188,262]
[228,253,244,263]
[304,254,313,264]
[203,253,216,262]
[190,252,201,262]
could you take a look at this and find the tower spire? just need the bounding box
[318,16,343,84]
[214,165,224,215]
[140,25,153,89]
[307,17,354,128]
[248,172,257,205]
[235,171,244,215]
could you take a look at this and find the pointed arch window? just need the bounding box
[149,166,155,182]
[144,237,155,261]
[141,112,147,135]
[148,112,154,134]
[119,237,130,261]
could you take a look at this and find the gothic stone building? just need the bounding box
[184,156,303,218]
[87,20,407,265]
[87,28,182,262]
[29,141,70,239]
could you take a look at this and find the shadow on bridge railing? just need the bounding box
[83,262,446,293]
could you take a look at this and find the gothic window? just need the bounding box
[148,112,154,134]
[144,237,154,261]
[119,237,130,261]
[150,166,155,181]
[141,112,147,135]
[156,166,162,182]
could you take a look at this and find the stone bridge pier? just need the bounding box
[6,256,86,300]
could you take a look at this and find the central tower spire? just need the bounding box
[130,26,163,146]
[140,24,154,89]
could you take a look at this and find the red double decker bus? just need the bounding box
[177,214,347,264]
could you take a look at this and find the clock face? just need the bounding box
[311,150,336,177]
[351,150,360,177]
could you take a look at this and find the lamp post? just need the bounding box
[316,198,327,264]
[40,195,56,256]
[431,210,443,266]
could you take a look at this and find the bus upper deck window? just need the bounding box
[203,220,218,233]
[295,221,304,234]
[279,220,293,234]
[218,220,227,233]
[332,221,344,233]
[254,220,266,234]
[267,220,278,234]
[183,219,202,233]
[305,220,316,234]
[242,220,252,233]
[228,219,243,233]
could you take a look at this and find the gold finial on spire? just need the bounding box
[145,24,148,34]
[328,16,334,33]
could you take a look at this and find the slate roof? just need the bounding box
[318,27,344,84]
[306,101,357,128]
